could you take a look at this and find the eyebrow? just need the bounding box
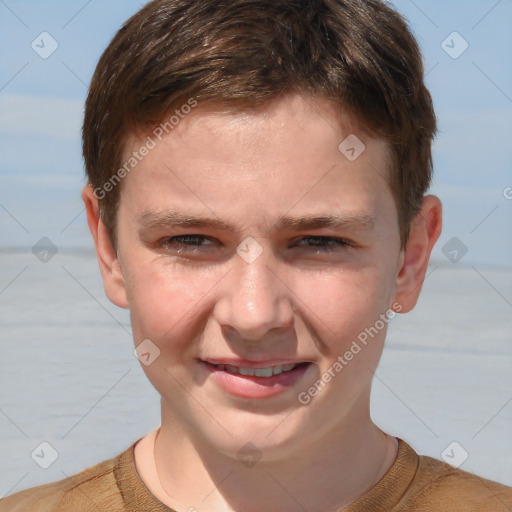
[136,209,376,233]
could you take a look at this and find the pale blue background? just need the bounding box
[0,0,511,500]
[0,0,511,266]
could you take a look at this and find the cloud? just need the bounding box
[0,94,83,140]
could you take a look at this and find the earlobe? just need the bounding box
[393,195,442,313]
[81,185,129,309]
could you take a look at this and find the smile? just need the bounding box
[212,363,299,377]
[201,360,312,399]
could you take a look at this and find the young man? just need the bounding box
[2,0,511,510]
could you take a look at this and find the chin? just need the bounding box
[194,407,321,463]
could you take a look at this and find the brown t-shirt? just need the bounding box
[1,439,511,511]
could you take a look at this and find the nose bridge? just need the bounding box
[239,255,275,308]
[215,246,294,339]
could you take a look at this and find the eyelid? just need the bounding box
[291,235,355,247]
[159,234,357,255]
[161,234,217,248]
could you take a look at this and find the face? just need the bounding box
[93,94,417,460]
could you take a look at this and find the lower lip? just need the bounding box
[201,361,311,399]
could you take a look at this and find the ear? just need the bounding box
[81,185,129,309]
[392,195,442,313]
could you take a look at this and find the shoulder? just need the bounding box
[0,449,127,512]
[399,453,512,512]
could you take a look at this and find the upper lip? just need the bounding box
[201,358,311,369]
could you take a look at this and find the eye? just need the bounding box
[293,236,353,253]
[158,234,354,256]
[161,234,217,253]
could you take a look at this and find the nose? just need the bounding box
[213,247,295,342]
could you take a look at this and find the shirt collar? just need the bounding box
[113,437,419,512]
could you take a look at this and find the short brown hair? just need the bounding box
[83,0,436,248]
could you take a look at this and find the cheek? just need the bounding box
[124,259,224,347]
[293,263,394,352]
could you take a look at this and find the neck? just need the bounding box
[135,407,398,512]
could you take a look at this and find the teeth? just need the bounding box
[214,362,299,377]
[272,365,283,375]
[255,367,273,377]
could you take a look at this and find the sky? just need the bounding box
[0,0,511,266]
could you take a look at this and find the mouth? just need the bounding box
[205,361,307,377]
[200,359,312,399]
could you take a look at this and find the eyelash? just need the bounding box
[161,235,353,253]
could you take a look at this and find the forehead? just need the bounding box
[119,93,394,230]
[125,93,388,166]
